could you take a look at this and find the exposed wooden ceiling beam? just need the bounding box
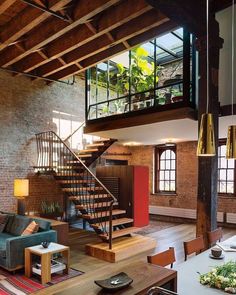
[46,20,176,81]
[11,0,151,73]
[0,0,17,15]
[0,0,72,51]
[146,0,206,37]
[0,0,121,67]
[33,9,168,77]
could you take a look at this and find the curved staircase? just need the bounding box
[35,131,139,249]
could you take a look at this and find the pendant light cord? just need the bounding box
[206,0,209,114]
[232,0,235,120]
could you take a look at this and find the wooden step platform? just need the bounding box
[85,234,157,263]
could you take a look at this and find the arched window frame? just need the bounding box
[218,139,236,196]
[155,145,177,194]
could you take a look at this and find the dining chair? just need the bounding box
[183,236,205,261]
[147,247,176,268]
[147,286,178,295]
[207,227,223,247]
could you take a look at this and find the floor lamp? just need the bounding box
[14,179,29,215]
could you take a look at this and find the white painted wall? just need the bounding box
[217,6,236,106]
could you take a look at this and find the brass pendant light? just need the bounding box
[197,0,216,156]
[226,0,236,159]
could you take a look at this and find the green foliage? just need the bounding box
[199,261,236,293]
[41,201,63,214]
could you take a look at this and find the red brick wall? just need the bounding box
[0,72,85,213]
[105,142,236,213]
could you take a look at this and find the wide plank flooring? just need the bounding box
[35,222,236,294]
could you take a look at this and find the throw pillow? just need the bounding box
[21,221,39,236]
[0,214,8,233]
[8,215,30,236]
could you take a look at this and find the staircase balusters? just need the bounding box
[35,131,116,249]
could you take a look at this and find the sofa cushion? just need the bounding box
[7,215,30,236]
[30,218,51,232]
[0,233,14,258]
[4,214,15,233]
[21,221,39,236]
[0,214,9,233]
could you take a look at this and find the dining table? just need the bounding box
[176,236,236,294]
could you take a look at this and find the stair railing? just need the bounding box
[35,130,117,249]
[63,120,100,151]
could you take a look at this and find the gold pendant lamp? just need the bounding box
[226,0,236,159]
[197,0,216,157]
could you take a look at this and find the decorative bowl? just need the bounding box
[41,241,50,248]
[94,272,133,291]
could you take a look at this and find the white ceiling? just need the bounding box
[90,115,236,145]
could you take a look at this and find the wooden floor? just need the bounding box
[35,222,236,294]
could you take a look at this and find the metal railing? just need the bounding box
[35,131,117,249]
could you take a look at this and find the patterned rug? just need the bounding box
[0,268,83,294]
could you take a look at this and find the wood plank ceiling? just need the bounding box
[0,0,176,83]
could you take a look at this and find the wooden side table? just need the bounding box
[25,243,70,285]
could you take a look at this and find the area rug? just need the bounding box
[0,268,83,295]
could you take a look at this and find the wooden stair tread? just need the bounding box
[63,187,104,192]
[100,227,139,240]
[58,179,95,184]
[78,154,92,158]
[79,149,98,153]
[91,218,133,228]
[82,209,126,219]
[69,194,110,201]
[75,201,118,209]
[94,138,110,143]
[86,143,104,148]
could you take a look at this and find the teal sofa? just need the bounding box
[0,213,57,271]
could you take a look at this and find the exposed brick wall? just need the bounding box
[0,71,85,213]
[105,142,236,214]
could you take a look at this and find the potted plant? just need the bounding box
[40,201,63,219]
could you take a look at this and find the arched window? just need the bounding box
[218,143,235,195]
[155,146,176,193]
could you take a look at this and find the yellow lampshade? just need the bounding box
[14,179,29,199]
[197,113,216,157]
[226,125,236,159]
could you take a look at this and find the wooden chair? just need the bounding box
[147,247,176,268]
[147,286,178,295]
[183,236,205,261]
[207,228,223,247]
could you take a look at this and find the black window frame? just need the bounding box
[155,144,177,194]
[218,139,236,196]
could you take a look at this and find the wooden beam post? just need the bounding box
[196,22,223,245]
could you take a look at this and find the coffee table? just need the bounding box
[25,242,70,284]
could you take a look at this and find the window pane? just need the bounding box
[160,181,164,190]
[165,181,170,190]
[165,171,169,180]
[166,150,171,159]
[160,171,164,180]
[221,145,226,155]
[221,158,227,169]
[228,159,235,169]
[171,171,175,180]
[219,181,226,193]
[170,150,176,160]
[160,160,165,169]
[171,160,176,169]
[166,160,170,169]
[160,151,167,160]
[170,181,175,191]
[219,170,226,180]
[227,170,234,181]
[227,182,234,193]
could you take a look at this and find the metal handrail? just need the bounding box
[64,121,85,142]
